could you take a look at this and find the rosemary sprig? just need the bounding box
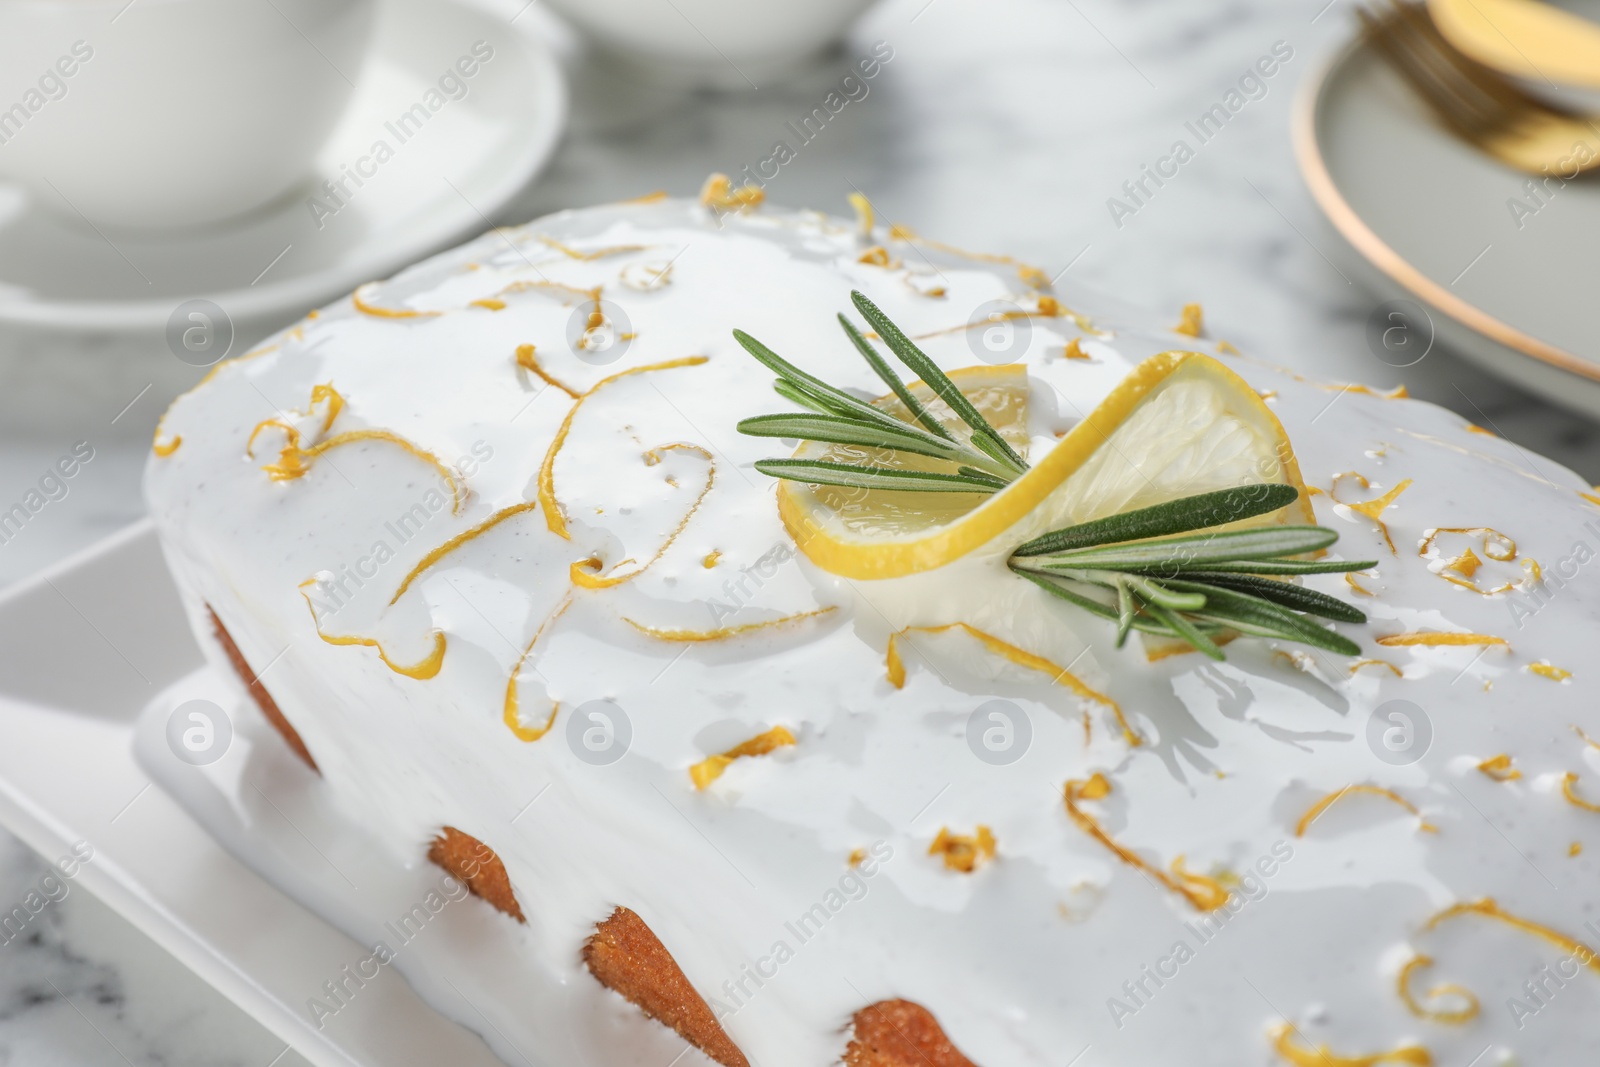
[1007,497,1376,659]
[733,294,1375,660]
[1011,483,1301,556]
[752,459,1009,493]
[732,291,1024,485]
[837,313,955,443]
[848,291,1029,475]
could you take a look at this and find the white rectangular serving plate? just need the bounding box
[0,521,510,1067]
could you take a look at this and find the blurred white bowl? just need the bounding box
[543,0,877,85]
[0,0,374,230]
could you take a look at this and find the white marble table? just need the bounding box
[0,0,1595,1062]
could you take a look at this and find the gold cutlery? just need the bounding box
[1428,0,1600,88]
[1358,0,1600,175]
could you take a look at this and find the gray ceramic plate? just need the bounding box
[1295,29,1600,418]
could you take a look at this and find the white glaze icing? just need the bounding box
[145,197,1600,1066]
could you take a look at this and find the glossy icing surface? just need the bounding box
[145,197,1600,1066]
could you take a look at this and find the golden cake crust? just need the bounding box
[583,905,751,1067]
[427,826,526,924]
[846,999,978,1067]
[209,607,318,772]
[422,831,979,1067]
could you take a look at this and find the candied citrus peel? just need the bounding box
[1273,649,1316,674]
[506,700,559,744]
[352,282,440,319]
[882,222,1050,290]
[699,172,764,213]
[256,427,465,512]
[1295,785,1436,837]
[929,825,997,873]
[1423,898,1600,992]
[244,385,462,511]
[1340,572,1379,599]
[1476,754,1520,781]
[152,342,283,458]
[296,579,446,680]
[496,278,601,310]
[1018,264,1051,289]
[1376,632,1508,649]
[1168,855,1229,910]
[245,382,344,462]
[623,608,835,644]
[306,383,344,432]
[538,356,709,540]
[536,235,650,261]
[515,343,581,399]
[689,725,797,789]
[1330,472,1413,555]
[885,623,1136,746]
[569,444,715,591]
[1268,1023,1431,1066]
[1350,658,1403,677]
[1173,302,1204,337]
[1063,774,1229,912]
[1144,632,1238,662]
[1562,772,1600,813]
[1421,526,1514,560]
[247,419,310,479]
[847,191,873,237]
[1529,662,1572,681]
[388,501,541,606]
[503,596,571,742]
[1328,382,1409,399]
[913,292,1092,340]
[1396,955,1480,1024]
[1419,527,1524,595]
[620,261,674,291]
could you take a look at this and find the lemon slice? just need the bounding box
[779,351,1313,581]
[782,363,1031,541]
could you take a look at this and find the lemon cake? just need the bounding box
[145,183,1600,1066]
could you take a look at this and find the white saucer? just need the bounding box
[1295,31,1600,418]
[0,0,567,333]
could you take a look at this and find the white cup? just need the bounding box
[0,0,375,230]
